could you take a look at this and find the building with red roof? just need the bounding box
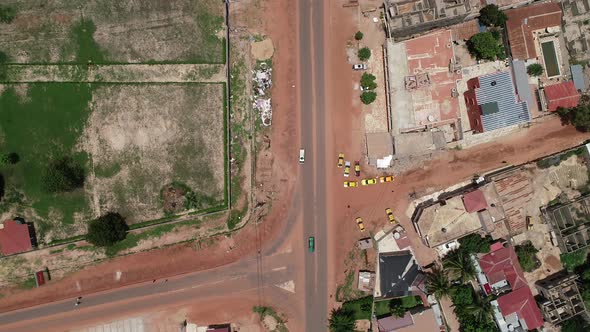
[543,81,580,112]
[0,219,34,255]
[477,244,544,331]
[462,190,488,213]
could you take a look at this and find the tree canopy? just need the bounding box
[468,32,505,61]
[527,63,544,76]
[515,242,540,272]
[355,31,364,41]
[328,308,355,332]
[479,4,507,27]
[557,104,590,132]
[360,73,377,90]
[0,152,19,165]
[86,212,128,247]
[458,233,491,254]
[42,157,85,193]
[0,5,16,24]
[358,47,371,61]
[360,91,377,105]
[426,265,450,300]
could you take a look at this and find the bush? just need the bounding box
[458,233,491,254]
[527,63,544,76]
[0,152,18,165]
[515,242,540,272]
[479,4,507,27]
[557,104,590,132]
[0,5,16,24]
[355,31,363,41]
[360,91,377,105]
[86,212,129,247]
[358,47,371,61]
[561,250,588,271]
[468,32,505,61]
[328,308,355,332]
[341,296,373,320]
[42,157,85,193]
[451,286,473,306]
[360,73,377,90]
[0,50,7,81]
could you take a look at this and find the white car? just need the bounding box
[299,149,305,164]
[352,64,367,71]
[344,161,351,177]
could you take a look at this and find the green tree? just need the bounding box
[561,315,588,332]
[464,292,493,322]
[527,63,544,76]
[360,91,377,105]
[451,286,474,306]
[479,4,507,27]
[86,212,128,247]
[468,32,504,61]
[0,152,19,165]
[360,73,377,90]
[444,250,476,283]
[458,233,491,254]
[355,31,364,41]
[0,5,16,24]
[426,265,451,300]
[0,50,7,81]
[390,304,406,318]
[515,242,540,272]
[328,308,355,332]
[557,105,590,132]
[42,157,85,193]
[358,47,371,61]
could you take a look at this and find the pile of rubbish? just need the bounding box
[253,62,273,126]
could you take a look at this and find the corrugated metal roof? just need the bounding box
[476,71,531,132]
[544,81,580,111]
[512,60,535,111]
[571,64,587,91]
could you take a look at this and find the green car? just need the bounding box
[308,236,315,252]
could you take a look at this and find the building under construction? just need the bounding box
[536,271,588,324]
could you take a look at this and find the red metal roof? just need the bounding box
[479,246,527,290]
[544,81,580,112]
[0,220,32,255]
[462,190,488,213]
[506,3,563,60]
[497,286,544,330]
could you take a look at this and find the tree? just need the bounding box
[426,265,451,300]
[444,250,476,283]
[557,105,590,132]
[390,304,406,318]
[0,5,16,24]
[358,47,371,61]
[0,152,19,165]
[0,50,7,81]
[360,73,377,90]
[515,242,540,272]
[451,286,474,306]
[479,4,507,27]
[86,212,128,247]
[328,308,355,332]
[467,32,504,61]
[527,63,544,76]
[42,157,85,193]
[561,315,588,332]
[360,91,377,105]
[464,292,493,322]
[355,31,364,41]
[458,233,491,254]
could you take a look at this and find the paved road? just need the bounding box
[300,0,328,330]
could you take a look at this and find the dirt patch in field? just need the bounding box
[81,84,225,223]
[251,39,274,61]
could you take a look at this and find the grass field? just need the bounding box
[0,82,225,242]
[0,0,225,64]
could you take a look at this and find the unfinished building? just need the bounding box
[536,272,588,324]
[543,195,590,253]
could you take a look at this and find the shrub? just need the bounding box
[451,286,473,306]
[0,152,18,165]
[527,63,544,76]
[328,308,355,332]
[561,250,588,271]
[355,31,364,41]
[515,242,540,272]
[479,4,507,27]
[360,91,377,105]
[557,105,590,132]
[458,233,491,254]
[360,73,377,90]
[358,47,371,61]
[0,5,16,24]
[86,212,128,247]
[42,157,85,193]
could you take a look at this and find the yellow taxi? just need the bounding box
[385,208,396,224]
[355,217,365,232]
[344,181,358,188]
[337,153,344,168]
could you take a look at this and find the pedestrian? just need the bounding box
[152,279,156,283]
[165,279,168,282]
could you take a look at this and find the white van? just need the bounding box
[299,149,305,164]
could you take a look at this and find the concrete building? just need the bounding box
[543,194,590,253]
[536,271,588,325]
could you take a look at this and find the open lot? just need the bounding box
[0,0,225,64]
[0,83,226,242]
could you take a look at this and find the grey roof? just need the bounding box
[476,71,531,132]
[571,65,587,91]
[512,60,535,113]
[379,251,420,298]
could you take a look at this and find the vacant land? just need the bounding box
[0,83,225,242]
[0,0,225,63]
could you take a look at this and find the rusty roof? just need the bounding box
[505,2,563,60]
[451,20,481,41]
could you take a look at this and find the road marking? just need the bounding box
[275,280,295,293]
[114,271,122,281]
[271,266,287,272]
